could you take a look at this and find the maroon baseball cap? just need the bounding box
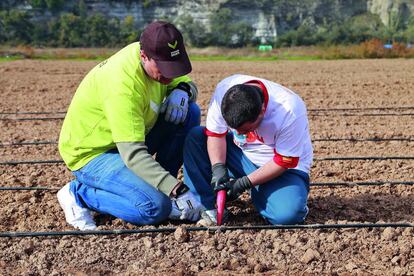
[140,21,192,78]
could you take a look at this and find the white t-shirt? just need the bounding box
[205,74,313,174]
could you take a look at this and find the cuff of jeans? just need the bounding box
[158,174,180,196]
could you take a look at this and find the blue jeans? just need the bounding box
[69,103,201,225]
[183,126,310,225]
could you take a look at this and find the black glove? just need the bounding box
[211,163,229,189]
[214,176,252,202]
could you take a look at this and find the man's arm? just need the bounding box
[207,135,227,165]
[116,142,179,196]
[247,160,287,186]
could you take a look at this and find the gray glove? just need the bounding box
[169,184,202,221]
[210,163,229,190]
[214,176,252,202]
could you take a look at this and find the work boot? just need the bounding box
[57,182,96,230]
[197,209,229,226]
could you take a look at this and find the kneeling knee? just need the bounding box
[265,204,308,225]
[130,196,172,225]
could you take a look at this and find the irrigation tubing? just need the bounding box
[3,113,414,121]
[2,156,414,166]
[2,106,414,116]
[2,137,414,148]
[309,113,414,117]
[308,106,414,112]
[0,111,66,115]
[0,116,65,121]
[0,140,57,147]
[313,137,414,142]
[2,181,414,191]
[1,222,413,238]
[315,156,414,161]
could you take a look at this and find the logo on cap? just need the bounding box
[168,40,178,49]
[168,40,180,57]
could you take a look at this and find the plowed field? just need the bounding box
[0,59,413,275]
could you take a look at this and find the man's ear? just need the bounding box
[140,50,148,62]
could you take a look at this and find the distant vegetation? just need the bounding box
[0,0,413,54]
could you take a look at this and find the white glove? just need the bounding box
[160,89,189,125]
[169,190,203,221]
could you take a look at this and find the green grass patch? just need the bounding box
[33,55,107,61]
[190,55,322,61]
[0,56,23,62]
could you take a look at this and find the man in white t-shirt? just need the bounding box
[183,74,313,225]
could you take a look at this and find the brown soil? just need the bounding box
[0,59,413,275]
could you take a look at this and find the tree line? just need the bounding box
[0,4,413,48]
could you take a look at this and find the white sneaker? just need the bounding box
[197,209,229,226]
[57,183,96,230]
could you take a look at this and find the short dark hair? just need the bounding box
[221,84,264,129]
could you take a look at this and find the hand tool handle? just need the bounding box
[216,190,227,225]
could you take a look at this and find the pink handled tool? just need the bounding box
[216,190,227,226]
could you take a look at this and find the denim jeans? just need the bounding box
[69,102,201,225]
[183,126,310,225]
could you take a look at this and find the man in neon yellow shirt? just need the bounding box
[57,21,203,230]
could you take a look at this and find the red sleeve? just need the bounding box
[204,127,228,137]
[273,150,299,169]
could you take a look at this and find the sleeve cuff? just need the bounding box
[273,151,299,169]
[158,174,179,196]
[204,127,228,137]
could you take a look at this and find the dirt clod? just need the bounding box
[174,226,189,242]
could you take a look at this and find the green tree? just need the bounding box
[0,10,33,45]
[403,17,414,43]
[85,14,121,47]
[209,8,233,46]
[28,0,46,9]
[120,15,139,44]
[176,15,210,47]
[57,13,85,47]
[45,0,65,12]
[228,22,254,47]
[342,13,385,44]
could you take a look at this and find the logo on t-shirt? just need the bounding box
[232,130,264,147]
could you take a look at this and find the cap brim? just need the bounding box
[155,53,192,79]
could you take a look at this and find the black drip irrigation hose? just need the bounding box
[2,137,414,147]
[1,107,413,116]
[0,140,57,147]
[3,180,414,191]
[0,111,66,115]
[3,113,414,121]
[310,181,414,187]
[0,186,59,191]
[309,113,414,117]
[0,160,64,165]
[315,156,414,161]
[2,181,414,191]
[0,117,65,121]
[308,106,414,112]
[313,138,414,142]
[1,156,414,166]
[1,222,413,238]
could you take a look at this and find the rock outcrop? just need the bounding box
[9,0,414,42]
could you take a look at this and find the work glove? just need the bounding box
[169,184,203,221]
[210,163,230,190]
[214,176,252,202]
[160,82,191,125]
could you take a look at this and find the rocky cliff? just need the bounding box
[9,0,414,43]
